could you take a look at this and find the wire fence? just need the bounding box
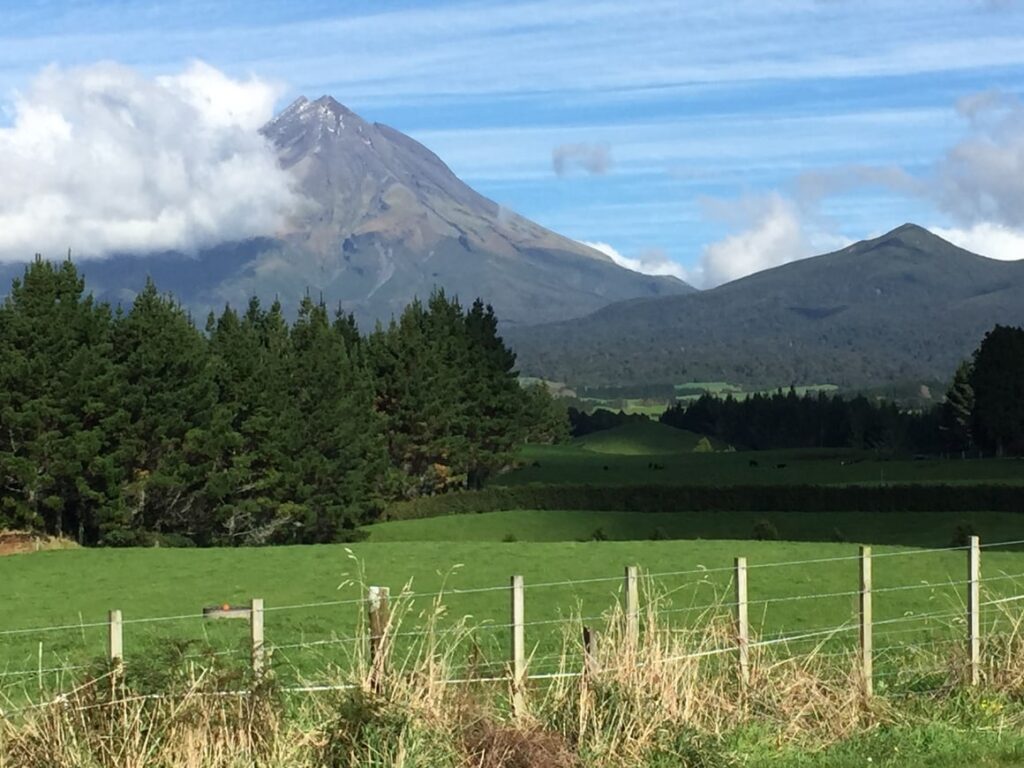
[2,537,1024,716]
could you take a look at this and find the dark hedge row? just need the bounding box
[382,483,1024,521]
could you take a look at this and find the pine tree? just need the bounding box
[0,258,125,543]
[943,360,974,454]
[521,383,571,444]
[112,279,218,541]
[461,299,525,487]
[970,325,1024,456]
[281,296,385,541]
[368,295,463,496]
[204,301,278,543]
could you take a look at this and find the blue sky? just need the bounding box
[2,0,1023,284]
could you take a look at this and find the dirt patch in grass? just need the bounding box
[463,719,578,768]
[0,530,77,556]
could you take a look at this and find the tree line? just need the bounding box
[658,325,1024,456]
[0,259,567,546]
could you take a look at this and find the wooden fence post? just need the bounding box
[250,598,265,679]
[107,609,123,666]
[734,557,749,687]
[582,626,600,678]
[859,546,873,699]
[368,586,390,691]
[510,575,526,717]
[968,535,981,686]
[625,565,639,649]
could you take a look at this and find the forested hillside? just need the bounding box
[508,225,1024,389]
[0,259,567,546]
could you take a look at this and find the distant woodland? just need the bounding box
[653,324,1024,456]
[0,259,567,546]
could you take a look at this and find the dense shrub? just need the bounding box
[752,519,779,541]
[951,521,979,547]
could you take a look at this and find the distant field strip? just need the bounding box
[500,444,1024,486]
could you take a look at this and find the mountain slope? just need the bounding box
[507,224,1024,389]
[0,96,691,325]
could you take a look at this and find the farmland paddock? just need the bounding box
[3,537,1024,718]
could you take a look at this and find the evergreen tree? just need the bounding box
[942,360,974,454]
[462,299,525,486]
[0,264,576,543]
[970,325,1024,456]
[203,300,289,543]
[368,295,460,496]
[0,259,124,543]
[112,279,217,541]
[282,297,386,541]
[521,383,571,444]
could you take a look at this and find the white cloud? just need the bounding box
[0,61,304,261]
[157,61,283,132]
[581,240,689,281]
[696,193,849,287]
[936,91,1024,229]
[931,222,1024,261]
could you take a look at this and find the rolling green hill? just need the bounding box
[575,420,722,455]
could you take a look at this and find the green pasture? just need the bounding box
[501,441,1024,487]
[363,508,1024,549]
[2,533,1023,702]
[574,420,722,454]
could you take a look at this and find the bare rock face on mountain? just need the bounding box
[243,96,690,324]
[508,224,1024,389]
[0,96,690,326]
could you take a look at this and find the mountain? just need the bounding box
[507,224,1024,390]
[0,96,690,325]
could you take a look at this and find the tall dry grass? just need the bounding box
[2,575,1023,767]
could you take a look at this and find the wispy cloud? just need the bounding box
[410,107,952,182]
[581,240,689,281]
[4,1,1024,108]
[936,90,1024,228]
[552,143,611,176]
[694,194,850,287]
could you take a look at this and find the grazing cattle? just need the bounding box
[603,465,610,471]
[776,463,787,469]
[748,460,759,468]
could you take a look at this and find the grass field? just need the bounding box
[575,420,722,454]
[500,440,1024,487]
[4,430,1024,766]
[3,531,1023,699]
[363,508,1024,549]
